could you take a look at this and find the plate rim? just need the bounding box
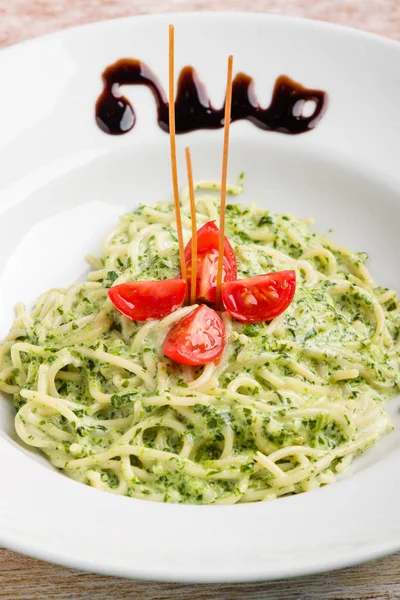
[1,526,399,583]
[1,10,399,58]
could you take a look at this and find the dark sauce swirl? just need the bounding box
[95,59,328,136]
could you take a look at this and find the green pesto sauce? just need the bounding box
[1,183,399,504]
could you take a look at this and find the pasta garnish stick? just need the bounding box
[216,54,233,306]
[185,147,197,305]
[169,24,186,280]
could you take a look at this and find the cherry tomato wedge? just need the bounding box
[221,271,296,323]
[184,221,237,304]
[108,279,186,321]
[163,304,226,366]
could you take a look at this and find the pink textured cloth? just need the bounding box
[0,0,399,48]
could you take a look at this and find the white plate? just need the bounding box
[1,12,400,583]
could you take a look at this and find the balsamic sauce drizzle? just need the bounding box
[95,59,328,136]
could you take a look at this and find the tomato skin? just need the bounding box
[221,271,296,323]
[184,221,237,303]
[108,279,186,321]
[163,304,226,366]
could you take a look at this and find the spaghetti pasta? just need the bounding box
[0,181,399,504]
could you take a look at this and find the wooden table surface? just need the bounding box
[1,1,400,598]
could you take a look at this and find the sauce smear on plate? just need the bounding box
[95,59,328,136]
